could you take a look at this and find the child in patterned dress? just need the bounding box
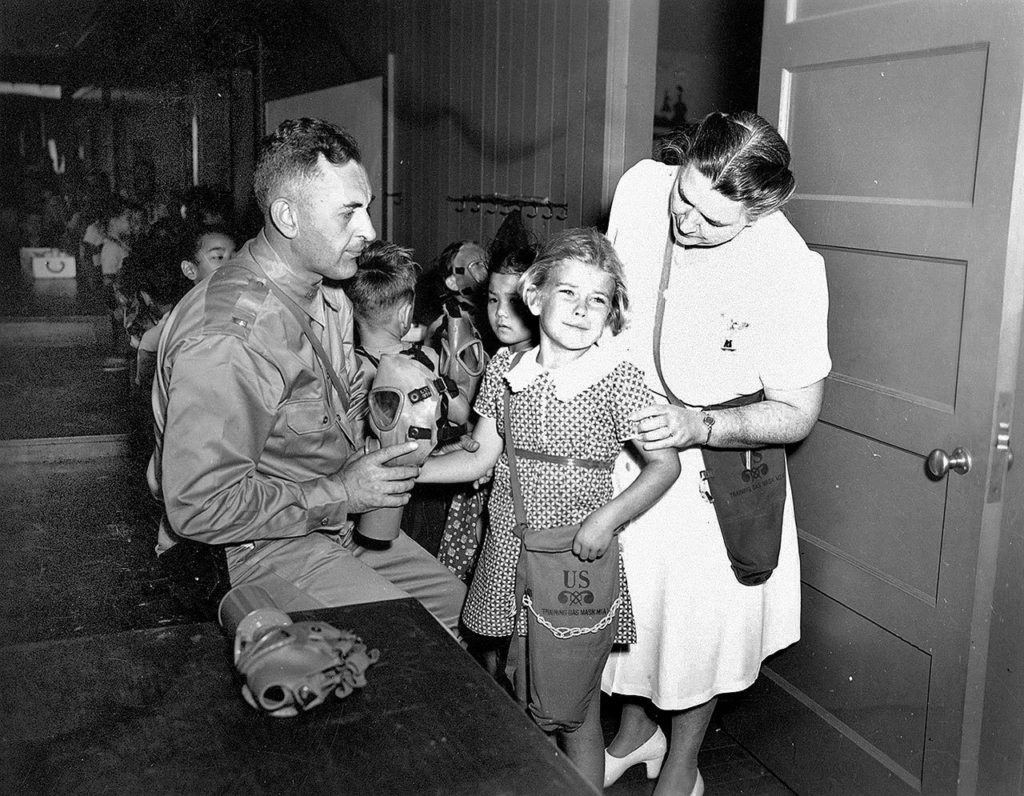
[418,228,679,787]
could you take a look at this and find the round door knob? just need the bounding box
[926,447,972,479]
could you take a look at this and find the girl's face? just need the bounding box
[527,259,615,359]
[487,272,533,349]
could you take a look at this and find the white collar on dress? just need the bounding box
[504,342,624,401]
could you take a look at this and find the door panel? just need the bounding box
[724,2,1024,793]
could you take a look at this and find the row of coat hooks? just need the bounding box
[446,193,569,220]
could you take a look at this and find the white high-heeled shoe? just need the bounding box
[603,725,668,787]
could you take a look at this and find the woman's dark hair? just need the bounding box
[658,111,796,219]
[253,118,362,211]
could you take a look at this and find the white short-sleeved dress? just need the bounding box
[600,160,832,711]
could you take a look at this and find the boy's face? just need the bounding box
[487,272,533,349]
[189,232,236,282]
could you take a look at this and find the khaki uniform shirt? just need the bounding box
[150,231,359,547]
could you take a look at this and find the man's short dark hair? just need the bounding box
[253,118,362,211]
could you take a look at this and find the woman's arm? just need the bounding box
[418,414,504,484]
[573,444,681,561]
[629,378,825,451]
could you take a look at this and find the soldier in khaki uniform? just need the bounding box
[150,118,466,633]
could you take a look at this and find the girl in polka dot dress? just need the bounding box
[419,228,679,787]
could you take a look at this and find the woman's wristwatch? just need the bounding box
[700,410,715,446]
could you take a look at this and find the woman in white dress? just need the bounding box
[600,112,831,795]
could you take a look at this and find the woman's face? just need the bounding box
[669,165,751,247]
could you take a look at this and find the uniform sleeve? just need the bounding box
[473,350,510,421]
[757,248,832,391]
[607,362,657,442]
[160,334,350,545]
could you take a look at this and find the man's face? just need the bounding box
[292,157,375,281]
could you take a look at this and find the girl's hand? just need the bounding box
[573,508,617,562]
[629,403,702,450]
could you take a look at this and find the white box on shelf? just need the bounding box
[31,253,77,279]
[20,247,58,275]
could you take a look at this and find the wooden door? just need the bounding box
[723,1,1024,794]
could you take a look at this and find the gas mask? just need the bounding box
[443,242,488,296]
[436,299,488,409]
[218,584,380,718]
[367,346,467,462]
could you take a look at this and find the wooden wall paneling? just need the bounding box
[561,0,590,230]
[411,2,428,254]
[388,0,410,246]
[444,0,461,251]
[446,0,463,245]
[466,0,485,245]
[503,0,524,209]
[416,4,430,256]
[545,1,572,238]
[517,0,540,233]
[477,1,497,244]
[581,0,609,228]
[494,0,513,208]
[531,0,556,241]
[465,2,485,244]
[425,2,450,262]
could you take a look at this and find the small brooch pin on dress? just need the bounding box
[721,317,749,352]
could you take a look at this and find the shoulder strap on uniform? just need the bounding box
[201,270,270,340]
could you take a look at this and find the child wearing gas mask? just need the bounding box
[345,242,470,551]
[417,228,679,788]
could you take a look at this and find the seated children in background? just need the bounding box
[417,228,680,787]
[100,199,147,371]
